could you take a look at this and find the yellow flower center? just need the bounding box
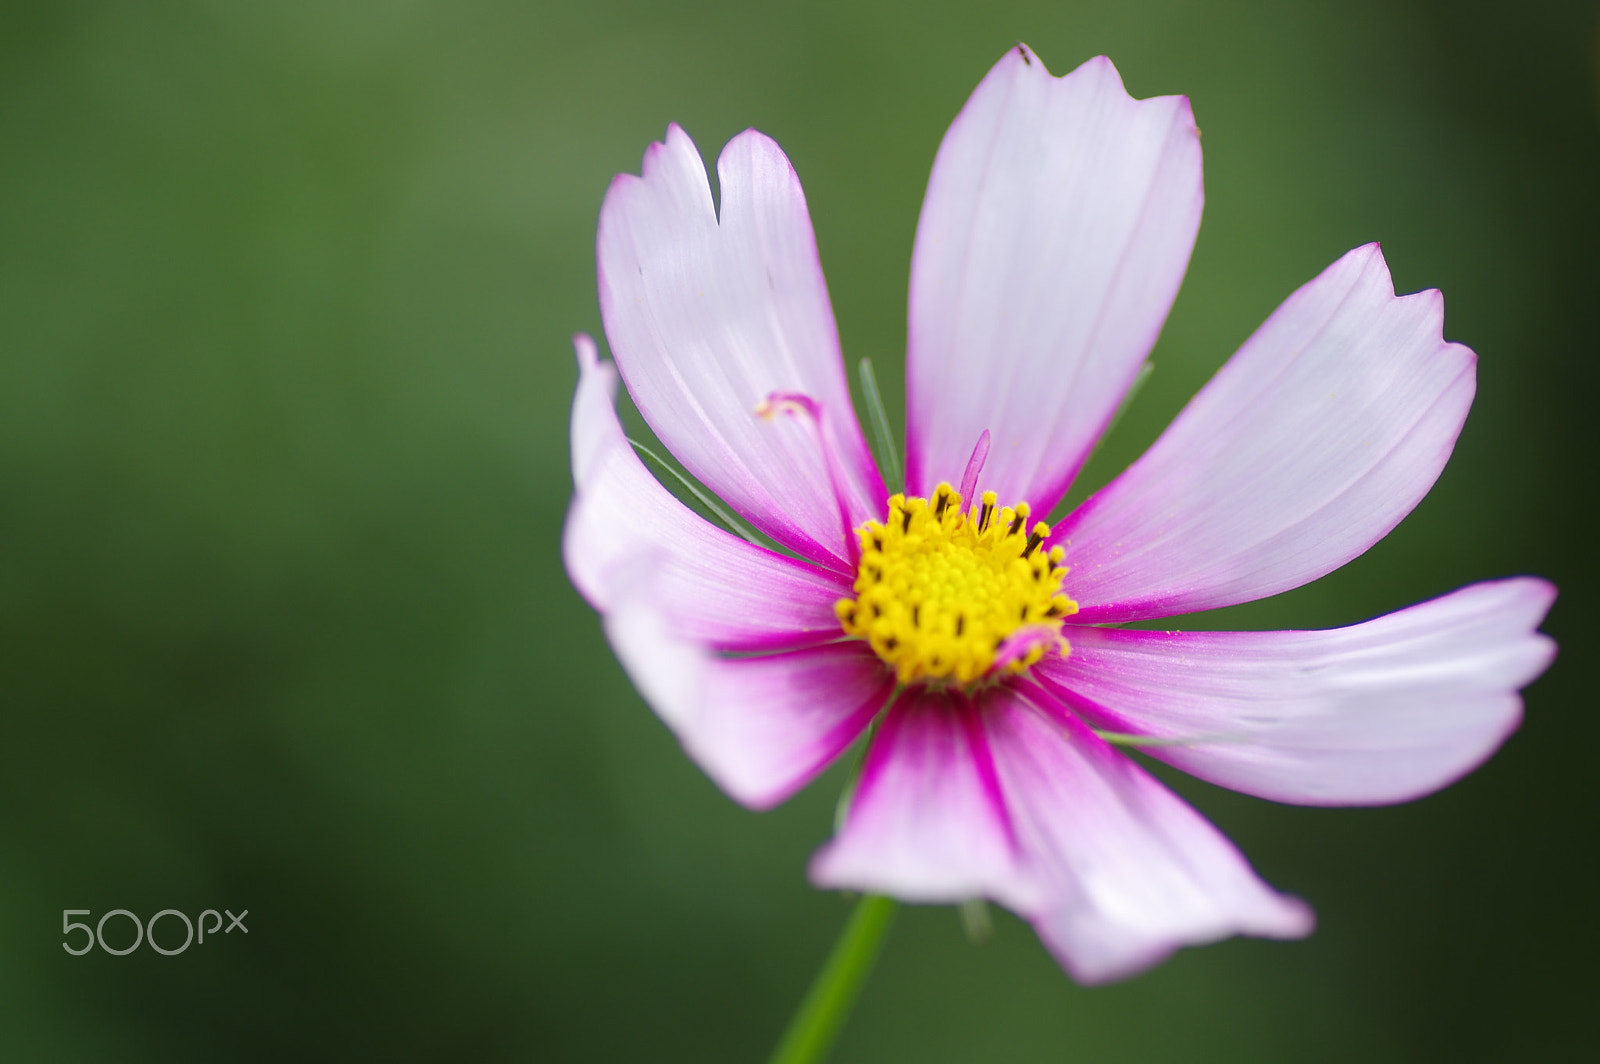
[835,483,1078,686]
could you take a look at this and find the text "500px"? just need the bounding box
[62,909,248,956]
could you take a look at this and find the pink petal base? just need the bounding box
[604,562,893,811]
[813,682,1311,983]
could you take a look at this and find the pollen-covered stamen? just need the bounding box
[835,483,1079,686]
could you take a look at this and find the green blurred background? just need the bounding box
[2,0,1595,1059]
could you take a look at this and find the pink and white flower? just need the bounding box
[564,45,1557,984]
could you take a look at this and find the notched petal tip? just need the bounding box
[610,123,716,224]
[1487,576,1560,673]
[1058,236,1490,620]
[908,41,1205,509]
[1346,244,1466,347]
[1344,245,1478,373]
[994,44,1104,87]
[596,106,882,567]
[1001,44,1117,83]
[1001,47,1196,123]
[646,122,696,163]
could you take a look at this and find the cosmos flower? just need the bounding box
[564,45,1557,983]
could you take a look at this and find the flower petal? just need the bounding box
[565,336,850,653]
[987,686,1314,984]
[905,47,1202,512]
[597,126,884,570]
[603,563,893,810]
[1056,243,1476,622]
[810,688,1043,911]
[1036,578,1557,806]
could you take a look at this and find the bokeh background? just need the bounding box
[3,0,1596,1060]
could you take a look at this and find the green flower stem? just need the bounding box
[767,894,898,1064]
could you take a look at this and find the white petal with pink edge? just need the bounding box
[597,126,883,571]
[565,335,849,653]
[986,686,1314,984]
[602,562,892,811]
[1056,243,1476,622]
[810,689,1044,912]
[1035,578,1557,806]
[905,47,1202,514]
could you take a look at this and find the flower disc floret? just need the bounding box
[836,483,1079,686]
